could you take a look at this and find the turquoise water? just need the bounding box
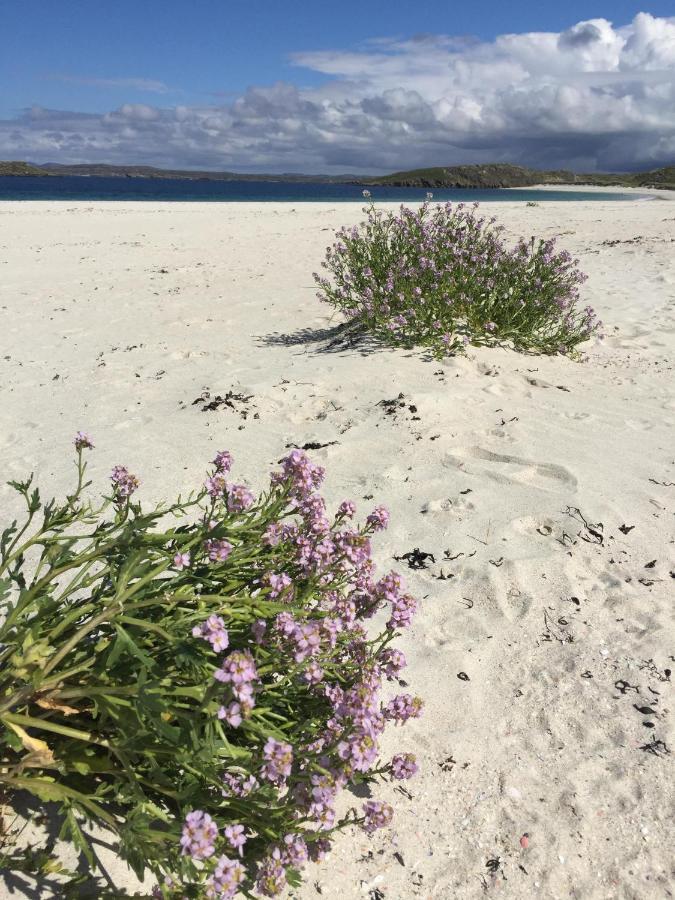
[0,175,640,203]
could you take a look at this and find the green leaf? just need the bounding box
[60,805,95,868]
[0,524,17,559]
[107,624,155,670]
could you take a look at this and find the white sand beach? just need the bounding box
[1,196,674,899]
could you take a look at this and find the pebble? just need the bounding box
[360,875,385,893]
[520,834,529,849]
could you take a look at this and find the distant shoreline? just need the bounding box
[1,161,673,191]
[506,184,673,200]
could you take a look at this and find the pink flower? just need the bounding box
[337,730,378,772]
[378,647,407,678]
[192,615,229,653]
[214,650,258,685]
[74,431,94,451]
[224,823,247,856]
[366,506,389,531]
[222,771,258,797]
[302,660,324,685]
[260,737,293,784]
[292,622,321,662]
[256,855,287,897]
[207,855,245,899]
[387,593,418,630]
[205,473,227,498]
[265,572,293,599]
[110,465,139,499]
[362,800,394,834]
[218,702,243,727]
[227,483,255,512]
[383,693,423,724]
[263,522,283,546]
[337,500,356,519]
[213,450,233,472]
[273,450,325,499]
[391,752,418,779]
[180,810,217,860]
[173,552,190,570]
[205,538,232,562]
[279,833,308,867]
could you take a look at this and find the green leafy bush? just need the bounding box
[314,199,599,356]
[0,436,420,897]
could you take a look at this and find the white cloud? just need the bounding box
[2,12,675,172]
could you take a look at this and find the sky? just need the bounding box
[1,1,674,173]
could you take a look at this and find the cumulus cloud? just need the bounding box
[2,12,674,172]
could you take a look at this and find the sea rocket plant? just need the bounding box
[314,199,598,356]
[0,437,422,899]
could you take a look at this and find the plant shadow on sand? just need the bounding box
[1,793,140,899]
[259,320,433,360]
[259,320,388,356]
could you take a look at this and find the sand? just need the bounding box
[0,196,673,899]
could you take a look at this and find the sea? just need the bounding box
[0,175,642,203]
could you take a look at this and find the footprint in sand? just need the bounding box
[443,446,577,493]
[169,349,209,361]
[563,410,593,422]
[623,417,656,432]
[488,426,517,443]
[510,514,559,537]
[420,495,476,517]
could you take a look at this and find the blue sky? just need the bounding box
[1,3,674,172]
[2,0,674,115]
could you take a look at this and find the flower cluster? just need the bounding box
[172,449,421,895]
[391,752,418,779]
[362,800,394,834]
[110,464,139,500]
[180,810,218,860]
[214,649,259,725]
[73,431,94,451]
[222,771,259,798]
[206,856,245,899]
[314,200,598,356]
[205,538,232,562]
[213,450,233,472]
[192,615,229,653]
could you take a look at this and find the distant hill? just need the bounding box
[36,163,359,183]
[361,163,675,190]
[1,160,673,190]
[0,161,49,176]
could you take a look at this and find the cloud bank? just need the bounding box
[2,12,674,173]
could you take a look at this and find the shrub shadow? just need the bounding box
[259,320,387,356]
[1,792,147,899]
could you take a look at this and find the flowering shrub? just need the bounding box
[0,436,420,897]
[314,199,600,356]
